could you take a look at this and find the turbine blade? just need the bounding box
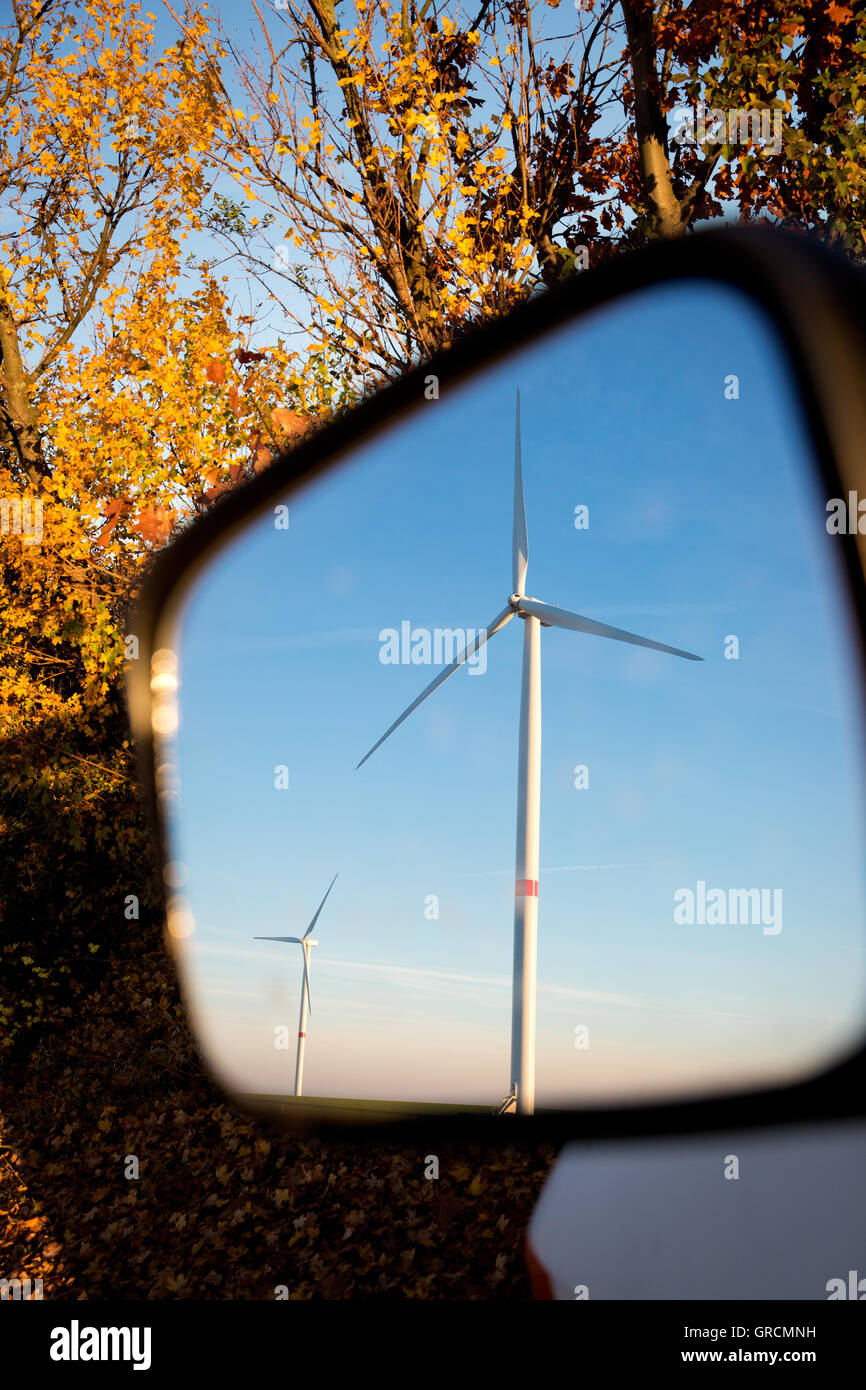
[254,936,303,942]
[303,871,338,939]
[518,598,703,661]
[357,607,515,769]
[512,391,528,596]
[302,949,312,1016]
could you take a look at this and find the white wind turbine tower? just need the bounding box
[254,872,338,1097]
[358,392,702,1115]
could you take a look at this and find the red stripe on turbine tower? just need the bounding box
[515,879,538,897]
[298,1032,306,1038]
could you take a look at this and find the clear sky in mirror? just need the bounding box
[168,279,866,1108]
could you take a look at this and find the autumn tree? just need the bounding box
[622,0,866,250]
[171,0,865,390]
[172,0,628,380]
[0,0,327,1053]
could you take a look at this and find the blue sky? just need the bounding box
[166,279,866,1107]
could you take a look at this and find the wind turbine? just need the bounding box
[254,872,338,1097]
[357,392,702,1115]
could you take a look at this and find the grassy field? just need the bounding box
[238,1093,495,1123]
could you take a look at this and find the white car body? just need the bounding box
[526,1120,866,1300]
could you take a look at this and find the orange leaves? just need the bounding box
[248,436,272,473]
[95,497,130,548]
[130,508,174,545]
[244,406,309,476]
[269,407,306,438]
[205,358,226,384]
[199,483,231,505]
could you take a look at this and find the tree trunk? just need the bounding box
[0,270,47,489]
[621,0,685,238]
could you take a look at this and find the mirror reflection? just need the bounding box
[161,280,866,1120]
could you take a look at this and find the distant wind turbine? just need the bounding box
[358,392,702,1115]
[254,871,338,1097]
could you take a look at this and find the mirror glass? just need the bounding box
[155,279,866,1121]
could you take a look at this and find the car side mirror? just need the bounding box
[128,228,866,1142]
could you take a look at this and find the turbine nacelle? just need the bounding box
[252,872,337,1022]
[253,937,318,946]
[512,593,552,625]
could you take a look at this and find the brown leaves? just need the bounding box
[95,496,131,547]
[130,507,174,545]
[251,441,272,473]
[2,978,558,1297]
[95,498,178,548]
[247,408,309,473]
[197,483,230,506]
[269,407,307,437]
